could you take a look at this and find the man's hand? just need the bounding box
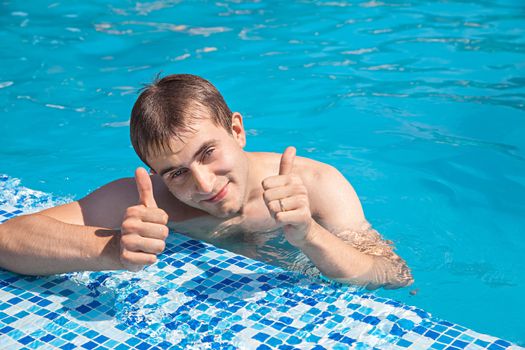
[262,147,316,247]
[119,167,169,271]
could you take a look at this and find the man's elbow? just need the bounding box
[377,257,414,290]
[358,256,413,290]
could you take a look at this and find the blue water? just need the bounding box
[1,0,524,345]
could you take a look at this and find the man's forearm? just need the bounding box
[298,221,412,289]
[0,214,123,275]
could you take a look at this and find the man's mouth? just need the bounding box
[202,182,229,203]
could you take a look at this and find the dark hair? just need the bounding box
[130,74,233,166]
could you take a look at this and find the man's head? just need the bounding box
[130,74,233,167]
[130,74,250,218]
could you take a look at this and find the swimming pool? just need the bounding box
[1,0,524,346]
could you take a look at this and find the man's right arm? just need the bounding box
[0,212,123,275]
[0,169,168,276]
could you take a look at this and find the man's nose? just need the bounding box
[191,164,215,194]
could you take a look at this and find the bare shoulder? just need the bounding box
[293,156,367,232]
[250,151,366,230]
[37,177,137,228]
[40,175,183,228]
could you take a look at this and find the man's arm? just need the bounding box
[0,212,122,275]
[262,148,413,289]
[0,178,131,275]
[303,162,413,289]
[0,169,169,276]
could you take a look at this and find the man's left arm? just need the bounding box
[262,147,413,289]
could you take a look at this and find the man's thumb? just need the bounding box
[135,167,158,208]
[279,146,296,175]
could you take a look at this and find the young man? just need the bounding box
[0,74,413,289]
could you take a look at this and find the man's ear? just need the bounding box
[231,112,246,148]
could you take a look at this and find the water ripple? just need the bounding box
[379,123,524,161]
[94,20,231,37]
[0,81,14,89]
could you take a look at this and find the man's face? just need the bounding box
[146,113,249,218]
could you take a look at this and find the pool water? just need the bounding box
[1,0,524,345]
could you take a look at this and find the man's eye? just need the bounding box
[203,147,215,158]
[169,168,187,179]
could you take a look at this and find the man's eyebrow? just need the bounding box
[158,140,218,177]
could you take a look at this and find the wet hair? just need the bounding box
[130,74,233,166]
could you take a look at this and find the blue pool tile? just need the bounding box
[459,334,475,343]
[279,316,294,325]
[44,311,59,320]
[59,289,74,297]
[29,295,43,303]
[230,324,245,332]
[332,314,344,323]
[282,326,297,334]
[156,341,172,348]
[254,332,270,342]
[437,334,455,344]
[81,341,98,349]
[446,329,461,338]
[87,300,101,309]
[271,322,286,331]
[29,340,46,348]
[8,297,22,304]
[202,335,214,343]
[390,324,406,337]
[329,332,342,341]
[37,299,52,307]
[363,315,380,326]
[397,339,412,347]
[426,330,440,340]
[452,340,469,348]
[307,334,321,343]
[62,333,77,341]
[49,337,67,348]
[0,326,14,334]
[267,337,283,346]
[340,335,356,345]
[7,328,24,340]
[279,346,297,350]
[494,340,511,347]
[433,325,446,333]
[136,342,151,350]
[41,334,56,342]
[125,337,142,346]
[286,336,302,345]
[76,305,91,314]
[256,345,272,350]
[137,332,150,340]
[18,335,35,345]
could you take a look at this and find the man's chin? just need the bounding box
[205,203,240,219]
[210,208,237,219]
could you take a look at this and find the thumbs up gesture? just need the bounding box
[119,167,169,271]
[262,147,315,248]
